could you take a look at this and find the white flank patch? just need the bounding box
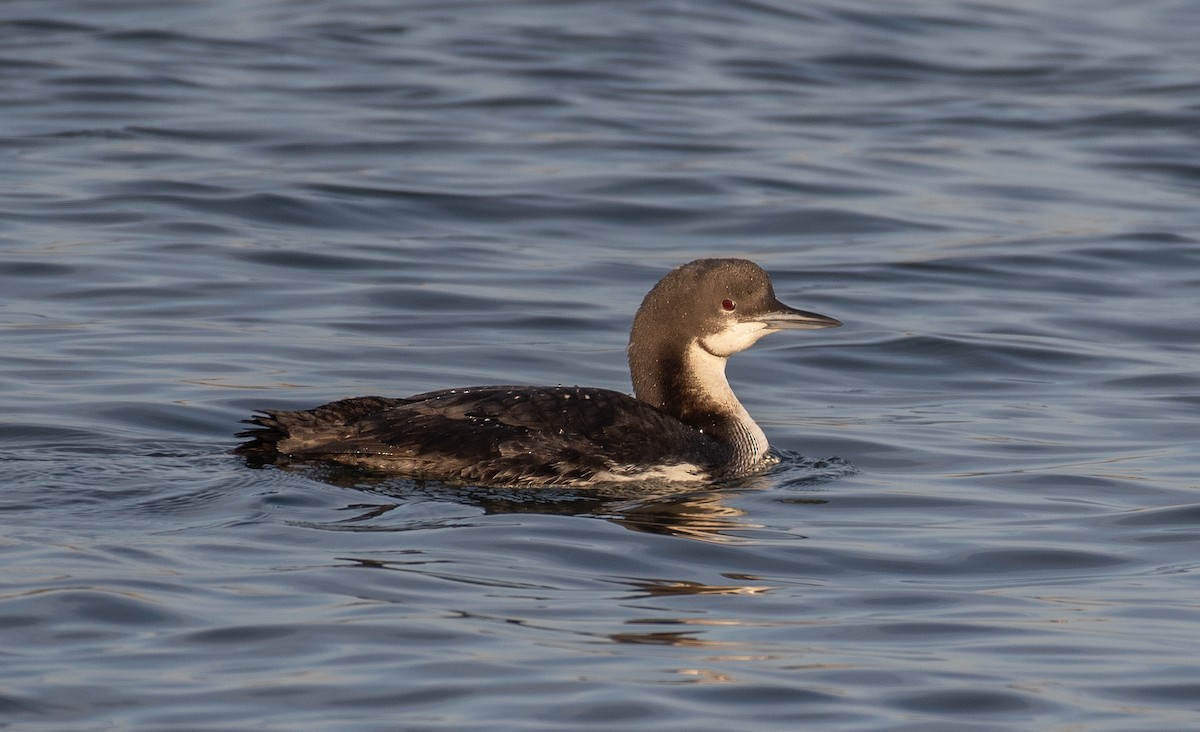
[598,462,709,483]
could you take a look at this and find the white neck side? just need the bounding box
[683,340,769,462]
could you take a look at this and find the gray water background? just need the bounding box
[2,1,1198,729]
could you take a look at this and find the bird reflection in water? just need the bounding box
[276,457,846,543]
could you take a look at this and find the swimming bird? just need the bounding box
[236,258,841,487]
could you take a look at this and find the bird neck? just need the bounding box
[629,336,769,465]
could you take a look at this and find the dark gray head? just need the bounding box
[627,258,841,410]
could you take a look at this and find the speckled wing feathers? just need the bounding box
[236,386,724,486]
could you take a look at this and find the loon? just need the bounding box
[236,258,841,487]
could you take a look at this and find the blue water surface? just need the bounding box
[2,1,1198,729]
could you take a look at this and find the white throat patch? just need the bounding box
[699,320,773,358]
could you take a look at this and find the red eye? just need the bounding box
[721,298,736,311]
